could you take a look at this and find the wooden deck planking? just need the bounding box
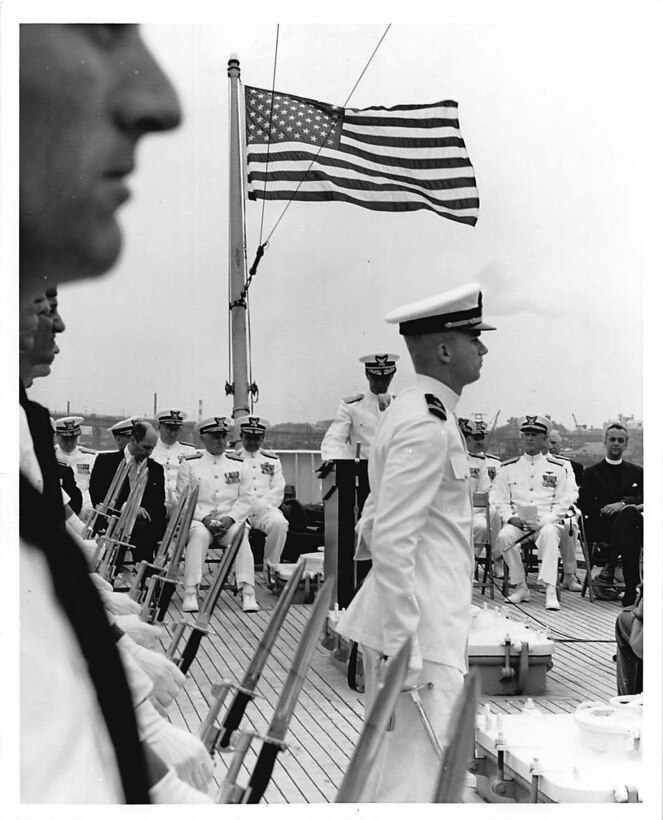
[159,565,624,802]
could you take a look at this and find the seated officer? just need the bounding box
[459,417,503,577]
[54,415,97,514]
[175,417,258,614]
[320,353,399,465]
[151,408,196,514]
[491,415,578,610]
[234,415,289,569]
[109,416,142,451]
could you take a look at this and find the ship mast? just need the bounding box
[227,55,250,420]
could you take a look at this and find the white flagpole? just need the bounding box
[227,55,250,420]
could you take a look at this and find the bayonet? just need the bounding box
[335,637,411,802]
[201,560,306,754]
[433,668,480,802]
[166,522,245,673]
[217,577,335,803]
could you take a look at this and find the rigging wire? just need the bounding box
[263,23,392,245]
[258,24,280,249]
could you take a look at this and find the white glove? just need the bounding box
[118,635,185,709]
[101,589,142,616]
[89,572,113,593]
[113,614,165,649]
[119,643,154,705]
[149,767,213,803]
[136,700,214,792]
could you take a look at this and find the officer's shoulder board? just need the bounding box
[471,453,486,460]
[501,456,520,466]
[424,393,447,422]
[225,452,244,462]
[486,453,500,461]
[180,440,196,448]
[56,459,69,469]
[79,446,97,454]
[342,392,364,404]
[183,452,203,461]
[545,456,565,467]
[260,449,278,459]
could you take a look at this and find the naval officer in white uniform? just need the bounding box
[54,415,96,514]
[234,415,289,568]
[320,353,399,464]
[491,415,578,610]
[151,408,196,513]
[175,417,258,614]
[337,282,495,802]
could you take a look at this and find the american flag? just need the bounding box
[244,85,479,226]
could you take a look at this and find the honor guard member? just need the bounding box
[491,415,579,610]
[151,408,196,513]
[320,353,399,464]
[337,283,495,802]
[176,416,258,614]
[108,416,141,451]
[54,415,97,513]
[459,417,503,576]
[235,415,289,569]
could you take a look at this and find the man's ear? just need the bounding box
[435,339,452,364]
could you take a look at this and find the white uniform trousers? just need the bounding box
[183,521,254,589]
[249,508,289,565]
[472,508,502,559]
[498,522,565,587]
[360,646,463,803]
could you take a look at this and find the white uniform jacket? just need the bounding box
[490,453,578,526]
[151,439,197,507]
[175,451,251,524]
[320,390,395,461]
[54,444,96,506]
[336,375,474,674]
[468,453,493,496]
[238,447,286,517]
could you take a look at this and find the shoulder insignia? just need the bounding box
[501,457,520,466]
[342,392,364,404]
[261,450,278,459]
[486,453,500,461]
[79,446,97,454]
[546,456,565,467]
[56,460,68,468]
[425,393,447,422]
[225,452,244,462]
[184,452,203,461]
[472,453,486,460]
[180,441,196,448]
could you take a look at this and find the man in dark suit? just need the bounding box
[578,423,643,606]
[90,421,167,566]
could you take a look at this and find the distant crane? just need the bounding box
[571,412,587,431]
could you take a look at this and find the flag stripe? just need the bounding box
[246,149,476,189]
[248,169,479,209]
[244,85,479,225]
[248,189,478,224]
[246,147,472,184]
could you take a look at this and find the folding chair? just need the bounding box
[472,492,504,599]
[578,513,625,603]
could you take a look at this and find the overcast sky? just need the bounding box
[25,10,651,430]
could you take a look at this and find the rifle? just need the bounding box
[335,637,412,802]
[432,668,480,802]
[165,522,245,674]
[83,459,130,538]
[217,576,335,804]
[198,560,307,755]
[94,461,148,582]
[134,485,199,621]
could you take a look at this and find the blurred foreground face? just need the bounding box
[20,24,181,292]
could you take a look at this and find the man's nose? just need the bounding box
[114,27,182,136]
